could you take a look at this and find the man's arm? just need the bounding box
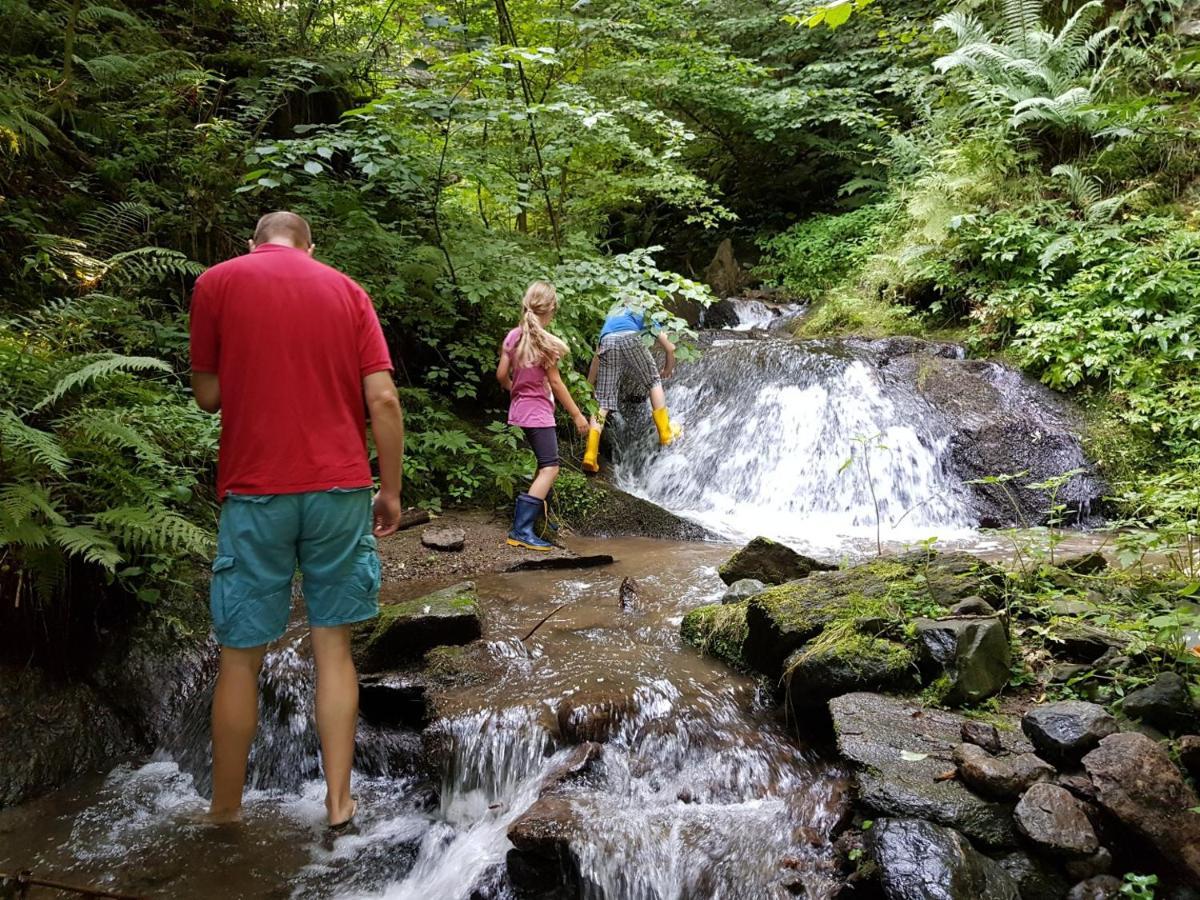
[364,370,404,537]
[655,332,676,379]
[586,352,600,386]
[191,372,221,413]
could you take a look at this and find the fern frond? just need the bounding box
[35,353,173,412]
[104,247,206,285]
[49,524,123,572]
[92,506,214,556]
[0,482,68,527]
[1051,164,1102,207]
[78,202,153,256]
[65,410,167,465]
[1038,234,1077,270]
[0,410,71,475]
[1000,0,1043,56]
[1053,1,1105,59]
[76,5,142,28]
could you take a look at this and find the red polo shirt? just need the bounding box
[189,243,393,499]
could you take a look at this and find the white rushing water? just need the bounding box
[613,336,977,554]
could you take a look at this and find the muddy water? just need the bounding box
[0,537,851,900]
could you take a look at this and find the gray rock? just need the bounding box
[961,721,1002,754]
[1022,701,1118,763]
[1082,731,1200,883]
[1045,598,1098,617]
[1121,671,1199,733]
[420,525,465,551]
[721,578,766,604]
[718,536,836,586]
[353,582,482,671]
[954,743,1054,800]
[1066,875,1123,900]
[915,616,1011,706]
[1049,624,1128,664]
[870,817,1021,900]
[997,851,1073,900]
[1014,783,1099,857]
[950,596,997,616]
[565,478,714,541]
[830,692,1030,847]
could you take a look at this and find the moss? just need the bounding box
[376,584,478,624]
[796,290,915,339]
[920,673,954,706]
[681,602,749,671]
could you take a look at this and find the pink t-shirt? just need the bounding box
[503,327,555,428]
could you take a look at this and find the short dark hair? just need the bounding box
[253,211,312,247]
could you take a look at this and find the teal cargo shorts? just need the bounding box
[210,488,380,648]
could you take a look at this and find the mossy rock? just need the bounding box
[353,582,482,672]
[784,634,917,709]
[681,603,749,672]
[717,536,836,586]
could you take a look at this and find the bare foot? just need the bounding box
[185,806,242,826]
[327,797,357,830]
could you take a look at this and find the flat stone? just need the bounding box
[915,616,1011,706]
[718,536,835,586]
[1014,782,1098,857]
[870,817,1021,900]
[420,525,465,551]
[353,582,482,671]
[721,578,766,604]
[1122,671,1199,733]
[961,721,1002,754]
[950,596,997,616]
[1046,598,1097,617]
[1050,624,1128,663]
[1082,731,1200,882]
[954,743,1054,800]
[1022,701,1118,764]
[505,554,614,572]
[830,692,1030,847]
[358,675,428,728]
[1066,875,1123,900]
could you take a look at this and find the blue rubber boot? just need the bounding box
[507,492,554,552]
[537,489,560,540]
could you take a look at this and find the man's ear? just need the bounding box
[307,244,316,257]
[247,239,256,253]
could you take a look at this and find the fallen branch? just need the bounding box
[397,508,431,531]
[521,602,568,643]
[1,870,144,899]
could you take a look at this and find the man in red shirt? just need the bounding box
[190,211,404,828]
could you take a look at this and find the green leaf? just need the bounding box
[303,160,323,176]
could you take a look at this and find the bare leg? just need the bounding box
[528,465,560,500]
[648,384,666,411]
[310,624,358,826]
[209,644,268,822]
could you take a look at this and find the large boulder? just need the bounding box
[506,795,583,897]
[1022,701,1118,764]
[555,689,639,744]
[1013,783,1099,858]
[702,238,750,298]
[1082,731,1200,883]
[718,536,835,586]
[784,636,916,709]
[830,692,1030,847]
[1121,671,1199,733]
[681,602,748,672]
[353,582,482,672]
[914,616,1011,706]
[870,817,1021,900]
[564,478,713,541]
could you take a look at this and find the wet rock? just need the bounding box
[1177,734,1200,779]
[421,525,466,551]
[1066,875,1123,900]
[997,851,1072,900]
[703,238,750,298]
[354,582,482,671]
[722,578,766,604]
[718,536,836,586]
[565,478,713,541]
[953,743,1054,800]
[961,721,1002,754]
[915,616,1010,706]
[556,690,638,744]
[1082,731,1200,883]
[1059,553,1109,576]
[1121,671,1199,733]
[681,602,748,672]
[540,742,601,793]
[950,596,997,616]
[358,674,429,728]
[865,336,964,364]
[1049,624,1128,664]
[1022,701,1118,764]
[700,297,741,329]
[353,722,424,777]
[870,817,1021,900]
[1064,847,1112,882]
[784,637,916,709]
[618,577,638,610]
[895,549,1008,607]
[506,795,582,897]
[1013,783,1098,857]
[505,554,614,573]
[1055,773,1098,803]
[830,692,1030,847]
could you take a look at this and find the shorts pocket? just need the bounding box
[354,534,381,600]
[210,555,240,631]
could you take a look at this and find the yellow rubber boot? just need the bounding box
[582,428,602,473]
[653,407,682,446]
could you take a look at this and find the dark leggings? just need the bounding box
[522,426,560,468]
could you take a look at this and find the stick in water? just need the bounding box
[521,602,569,643]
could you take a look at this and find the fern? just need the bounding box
[0,411,70,475]
[0,483,68,528]
[92,506,215,557]
[66,409,168,466]
[104,247,206,285]
[50,524,123,572]
[35,353,173,412]
[78,202,153,256]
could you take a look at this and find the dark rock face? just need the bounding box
[700,297,741,329]
[1082,731,1200,883]
[997,851,1072,900]
[1178,734,1200,779]
[914,616,1010,705]
[953,743,1054,800]
[1121,671,1199,733]
[1021,701,1118,764]
[1013,783,1099,857]
[870,817,1021,900]
[566,479,713,541]
[1048,624,1128,664]
[784,637,916,709]
[1066,875,1123,900]
[421,525,466,551]
[555,690,639,744]
[505,554,614,573]
[721,578,765,604]
[718,536,836,586]
[506,795,583,898]
[830,692,1030,847]
[1058,553,1109,576]
[961,721,1002,754]
[358,675,429,729]
[354,582,482,672]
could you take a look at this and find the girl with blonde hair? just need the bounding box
[496,281,590,551]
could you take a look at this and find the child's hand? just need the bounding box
[660,361,675,380]
[573,413,590,435]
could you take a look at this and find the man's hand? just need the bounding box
[573,413,589,436]
[660,361,675,380]
[373,491,402,537]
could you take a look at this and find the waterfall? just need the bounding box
[613,335,977,552]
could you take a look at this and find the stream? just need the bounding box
[0,304,1109,898]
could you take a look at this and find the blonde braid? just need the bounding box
[514,281,569,368]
